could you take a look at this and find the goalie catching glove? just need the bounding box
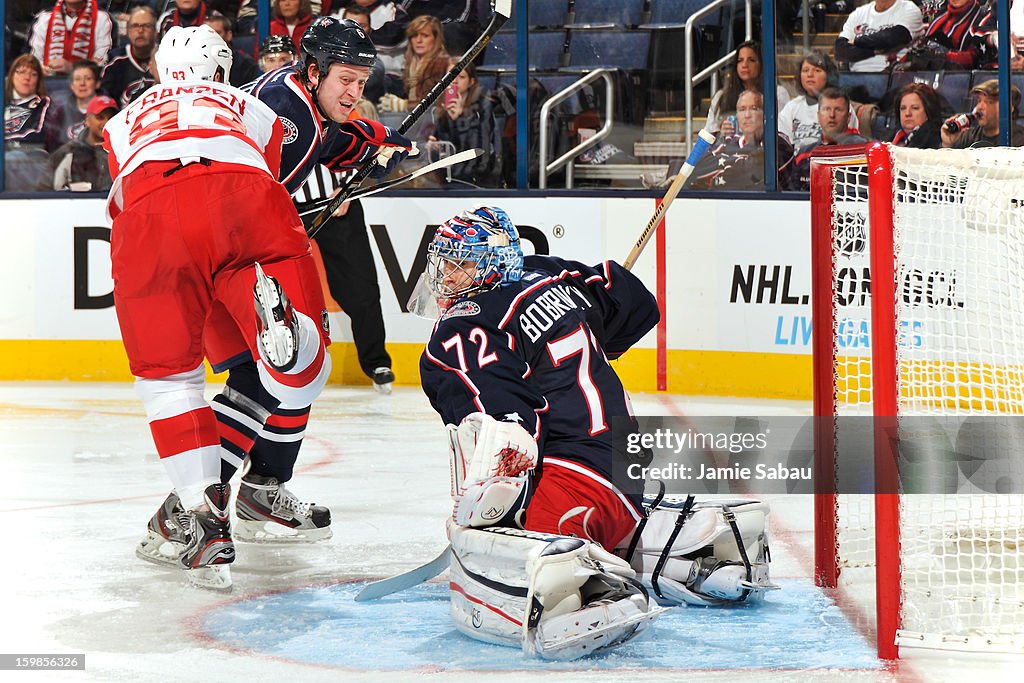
[329,118,416,178]
[448,412,538,528]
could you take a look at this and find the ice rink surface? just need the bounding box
[2,382,1021,682]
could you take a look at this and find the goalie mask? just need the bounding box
[426,206,524,301]
[157,25,233,84]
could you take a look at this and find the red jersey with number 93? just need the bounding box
[103,80,284,218]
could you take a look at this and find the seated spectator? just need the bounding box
[429,60,495,186]
[54,59,100,142]
[706,40,790,137]
[691,90,795,190]
[101,5,157,107]
[159,0,214,37]
[348,1,411,98]
[205,15,260,86]
[892,82,943,148]
[403,0,477,54]
[259,34,298,73]
[787,87,868,191]
[378,14,449,113]
[835,0,923,72]
[29,0,114,76]
[778,50,854,151]
[37,93,115,191]
[977,0,1024,71]
[942,79,1024,148]
[337,4,387,103]
[236,0,258,35]
[900,0,991,70]
[269,0,315,50]
[4,55,62,191]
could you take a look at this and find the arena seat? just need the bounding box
[837,72,891,103]
[564,0,647,29]
[560,29,651,74]
[480,30,567,73]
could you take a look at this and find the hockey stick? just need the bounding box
[621,129,716,271]
[353,544,451,602]
[298,148,484,219]
[307,0,512,239]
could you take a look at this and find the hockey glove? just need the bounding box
[331,118,414,178]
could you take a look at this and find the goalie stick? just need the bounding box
[622,128,716,271]
[353,545,451,602]
[299,148,484,220]
[307,0,512,239]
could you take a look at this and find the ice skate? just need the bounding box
[135,491,187,567]
[253,261,300,372]
[234,471,332,543]
[372,367,394,394]
[178,483,235,590]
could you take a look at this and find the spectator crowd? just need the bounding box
[6,1,1024,194]
[4,1,489,191]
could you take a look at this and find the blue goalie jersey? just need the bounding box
[420,255,659,508]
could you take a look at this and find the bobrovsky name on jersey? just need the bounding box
[728,262,965,349]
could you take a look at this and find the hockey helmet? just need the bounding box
[426,206,524,300]
[260,34,297,58]
[156,25,233,84]
[300,16,376,78]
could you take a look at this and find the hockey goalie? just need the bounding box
[415,206,778,660]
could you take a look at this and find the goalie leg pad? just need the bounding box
[626,498,778,606]
[448,523,666,660]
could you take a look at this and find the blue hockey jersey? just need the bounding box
[243,65,374,194]
[420,256,659,510]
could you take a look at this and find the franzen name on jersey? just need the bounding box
[421,255,659,513]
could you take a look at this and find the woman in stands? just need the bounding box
[777,49,851,151]
[270,0,315,50]
[430,60,495,186]
[55,59,100,142]
[4,54,61,191]
[892,82,943,148]
[378,14,449,114]
[706,40,790,137]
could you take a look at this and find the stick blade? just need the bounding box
[353,546,451,602]
[492,0,512,19]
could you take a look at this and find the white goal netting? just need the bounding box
[817,144,1024,655]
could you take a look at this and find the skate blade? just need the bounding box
[233,518,333,544]
[184,564,233,591]
[373,382,393,395]
[253,262,291,367]
[135,530,183,568]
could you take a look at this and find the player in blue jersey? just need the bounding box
[137,17,415,562]
[418,206,660,550]
[410,207,778,658]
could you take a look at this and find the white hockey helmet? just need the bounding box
[156,25,233,84]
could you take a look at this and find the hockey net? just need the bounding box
[810,143,1024,658]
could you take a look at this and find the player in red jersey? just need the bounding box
[105,25,332,589]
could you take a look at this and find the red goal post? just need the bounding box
[810,142,1024,660]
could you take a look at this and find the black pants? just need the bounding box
[304,200,391,378]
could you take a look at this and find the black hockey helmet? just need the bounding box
[300,16,376,77]
[260,34,297,58]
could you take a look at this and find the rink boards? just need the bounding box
[0,195,817,398]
